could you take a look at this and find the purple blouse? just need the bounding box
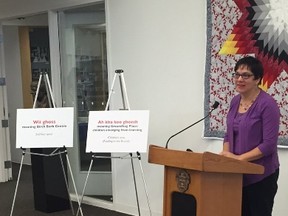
[224,90,280,186]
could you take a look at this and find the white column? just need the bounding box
[0,24,12,182]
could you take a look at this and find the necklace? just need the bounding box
[240,100,254,111]
[240,89,261,111]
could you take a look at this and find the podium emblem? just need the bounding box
[176,170,190,192]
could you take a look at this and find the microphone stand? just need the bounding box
[165,105,218,149]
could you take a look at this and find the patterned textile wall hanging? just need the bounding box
[204,0,288,146]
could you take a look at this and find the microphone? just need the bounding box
[165,101,220,149]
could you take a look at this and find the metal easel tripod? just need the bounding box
[10,72,84,216]
[77,69,152,216]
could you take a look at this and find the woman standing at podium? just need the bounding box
[220,56,280,216]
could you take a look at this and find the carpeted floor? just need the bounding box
[0,163,131,216]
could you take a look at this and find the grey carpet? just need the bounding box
[0,163,131,216]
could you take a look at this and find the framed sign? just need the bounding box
[16,107,74,148]
[86,110,150,153]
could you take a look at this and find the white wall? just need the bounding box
[107,0,209,215]
[274,149,288,216]
[1,0,288,215]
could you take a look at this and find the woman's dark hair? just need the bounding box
[234,56,264,80]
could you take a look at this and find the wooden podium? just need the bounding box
[148,145,264,216]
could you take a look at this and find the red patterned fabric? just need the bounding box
[205,0,288,145]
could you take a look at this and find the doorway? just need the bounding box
[2,2,112,205]
[2,13,49,166]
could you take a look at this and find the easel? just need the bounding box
[10,72,83,216]
[76,69,152,216]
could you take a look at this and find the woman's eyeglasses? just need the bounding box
[232,72,254,80]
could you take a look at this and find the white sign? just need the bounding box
[16,107,74,148]
[86,110,150,153]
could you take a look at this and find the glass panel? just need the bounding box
[59,2,112,198]
[75,26,107,117]
[75,25,111,172]
[29,27,51,83]
[59,2,112,200]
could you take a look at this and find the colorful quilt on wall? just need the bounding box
[204,0,288,146]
